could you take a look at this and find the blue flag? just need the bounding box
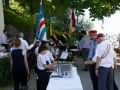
[35,2,47,40]
[102,19,104,24]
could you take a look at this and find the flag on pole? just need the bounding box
[69,10,76,34]
[100,18,104,29]
[35,2,47,40]
[48,12,53,37]
[50,23,53,36]
[99,18,105,34]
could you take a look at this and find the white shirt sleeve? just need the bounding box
[37,55,46,70]
[111,45,116,58]
[24,40,34,50]
[95,45,102,57]
[113,51,116,58]
[35,47,39,56]
[92,55,97,62]
[48,51,54,61]
[1,34,7,44]
[52,47,55,54]
[40,56,46,65]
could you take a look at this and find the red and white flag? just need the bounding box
[69,10,76,34]
[100,19,104,29]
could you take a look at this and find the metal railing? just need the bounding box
[105,34,120,48]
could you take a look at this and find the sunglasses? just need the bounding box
[89,34,97,36]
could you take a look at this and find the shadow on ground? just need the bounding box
[0,56,120,90]
[74,56,120,90]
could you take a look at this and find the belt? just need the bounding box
[82,48,89,49]
[38,69,47,71]
[99,66,112,68]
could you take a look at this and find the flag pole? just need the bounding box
[49,10,50,37]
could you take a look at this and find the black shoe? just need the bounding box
[82,69,88,71]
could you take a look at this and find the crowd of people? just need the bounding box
[0,29,119,90]
[0,29,73,90]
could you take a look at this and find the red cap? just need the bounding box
[97,33,105,39]
[89,30,97,34]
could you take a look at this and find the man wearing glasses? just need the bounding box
[88,30,98,90]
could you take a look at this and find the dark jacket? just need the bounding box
[61,34,68,44]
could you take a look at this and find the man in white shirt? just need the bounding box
[0,46,8,58]
[51,43,59,56]
[84,33,117,90]
[18,32,36,51]
[1,30,11,50]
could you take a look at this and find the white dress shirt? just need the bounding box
[19,38,34,51]
[0,52,8,58]
[93,41,116,68]
[37,54,46,70]
[1,34,8,44]
[10,47,14,52]
[35,47,39,56]
[43,50,54,64]
[51,47,59,55]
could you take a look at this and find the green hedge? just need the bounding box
[3,6,36,30]
[0,57,12,86]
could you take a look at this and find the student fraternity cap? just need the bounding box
[97,33,105,39]
[89,30,97,34]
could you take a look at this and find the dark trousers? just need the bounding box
[1,44,8,50]
[12,68,27,90]
[113,72,118,90]
[88,63,98,90]
[37,72,50,90]
[82,48,89,70]
[98,67,113,90]
[37,78,40,90]
[37,69,49,90]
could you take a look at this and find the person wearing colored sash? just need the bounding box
[60,30,68,45]
[84,33,117,90]
[50,30,60,45]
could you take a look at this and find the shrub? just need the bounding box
[3,6,36,30]
[0,57,12,86]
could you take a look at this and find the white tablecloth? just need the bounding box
[47,67,83,90]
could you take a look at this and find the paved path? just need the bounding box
[1,56,120,90]
[74,56,120,90]
[27,56,120,90]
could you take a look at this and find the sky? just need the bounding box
[84,9,120,36]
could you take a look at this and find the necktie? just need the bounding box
[92,40,96,56]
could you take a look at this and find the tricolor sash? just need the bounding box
[53,34,58,41]
[101,44,110,59]
[62,34,68,41]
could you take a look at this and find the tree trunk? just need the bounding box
[5,0,9,6]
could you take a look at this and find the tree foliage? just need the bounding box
[14,0,40,17]
[4,6,36,30]
[3,0,120,19]
[0,57,12,86]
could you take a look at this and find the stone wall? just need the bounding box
[5,24,34,44]
[0,0,4,37]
